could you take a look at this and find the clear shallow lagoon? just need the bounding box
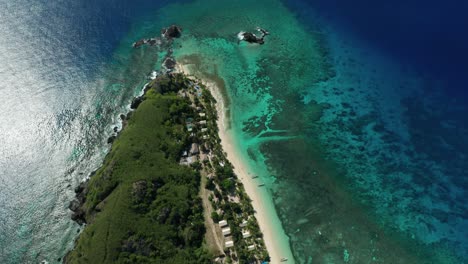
[0,0,467,263]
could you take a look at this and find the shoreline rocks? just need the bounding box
[238,27,270,45]
[69,180,88,225]
[132,24,182,48]
[161,25,182,39]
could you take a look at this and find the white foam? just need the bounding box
[149,70,158,80]
[237,31,245,40]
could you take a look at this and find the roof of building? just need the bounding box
[225,240,234,248]
[222,227,231,235]
[242,231,251,238]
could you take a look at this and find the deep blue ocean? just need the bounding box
[0,0,467,263]
[288,0,468,100]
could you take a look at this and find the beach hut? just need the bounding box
[201,128,208,133]
[248,245,255,251]
[222,227,231,236]
[240,220,248,227]
[218,220,228,227]
[242,230,251,238]
[225,240,234,248]
[199,112,206,117]
[198,120,207,125]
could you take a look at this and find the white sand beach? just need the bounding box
[176,64,295,264]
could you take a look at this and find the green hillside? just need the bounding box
[65,74,211,264]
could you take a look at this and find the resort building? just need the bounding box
[222,227,231,236]
[218,220,228,227]
[225,240,234,248]
[242,230,251,238]
[248,245,255,251]
[240,220,248,228]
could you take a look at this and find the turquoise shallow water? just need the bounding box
[161,0,467,262]
[1,0,467,263]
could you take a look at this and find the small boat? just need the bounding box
[258,183,265,187]
[280,257,288,262]
[251,175,259,179]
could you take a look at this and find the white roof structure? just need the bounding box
[222,227,231,236]
[219,220,228,227]
[240,220,248,227]
[201,128,208,133]
[225,240,234,248]
[248,245,255,251]
[199,113,206,117]
[242,230,251,238]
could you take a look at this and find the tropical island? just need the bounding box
[65,70,271,263]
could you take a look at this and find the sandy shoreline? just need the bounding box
[176,64,294,264]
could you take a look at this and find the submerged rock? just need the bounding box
[132,39,147,48]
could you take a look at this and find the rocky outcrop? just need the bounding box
[107,135,116,144]
[238,27,270,45]
[130,96,144,109]
[133,24,182,48]
[69,181,89,225]
[242,32,265,44]
[132,39,146,48]
[163,57,177,70]
[161,25,182,39]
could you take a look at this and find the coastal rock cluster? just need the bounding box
[238,27,270,45]
[132,24,182,48]
[132,24,182,73]
[69,180,89,225]
[161,24,182,39]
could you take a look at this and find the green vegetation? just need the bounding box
[191,80,270,263]
[65,74,211,264]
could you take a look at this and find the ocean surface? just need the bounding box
[0,0,467,263]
